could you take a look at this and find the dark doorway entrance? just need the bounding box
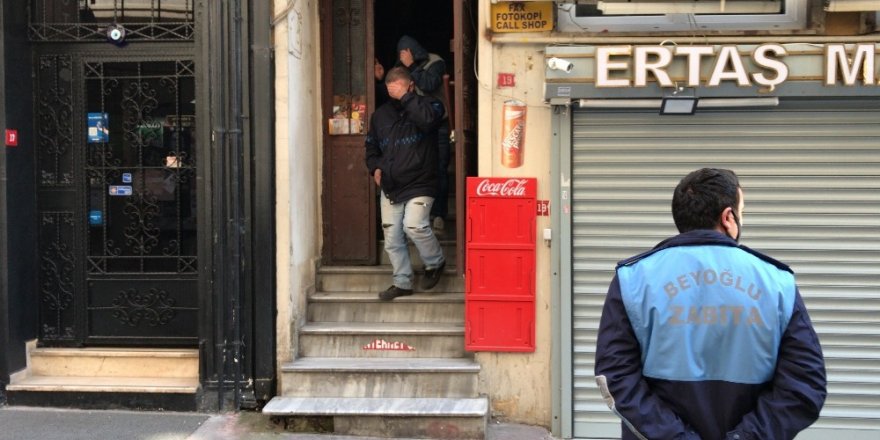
[320,0,477,270]
[36,50,199,347]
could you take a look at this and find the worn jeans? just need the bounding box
[380,192,445,290]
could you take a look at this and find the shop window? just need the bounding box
[556,0,806,32]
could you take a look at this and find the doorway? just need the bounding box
[320,0,477,270]
[35,49,200,347]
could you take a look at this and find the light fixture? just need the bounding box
[824,0,880,11]
[596,1,782,15]
[659,87,698,115]
[660,96,699,115]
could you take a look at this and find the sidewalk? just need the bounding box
[0,406,558,440]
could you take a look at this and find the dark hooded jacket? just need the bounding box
[396,35,448,118]
[365,91,444,204]
[595,230,826,440]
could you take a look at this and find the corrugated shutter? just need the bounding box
[569,101,880,439]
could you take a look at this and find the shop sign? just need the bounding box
[594,43,880,88]
[491,2,553,33]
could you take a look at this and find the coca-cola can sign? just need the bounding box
[468,177,536,198]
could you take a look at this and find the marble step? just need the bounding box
[5,375,199,393]
[379,240,458,266]
[318,265,464,293]
[299,322,465,358]
[308,291,464,323]
[263,396,487,439]
[26,347,198,379]
[280,357,480,398]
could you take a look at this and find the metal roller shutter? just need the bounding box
[569,100,880,439]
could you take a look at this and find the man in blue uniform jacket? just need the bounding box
[595,168,826,440]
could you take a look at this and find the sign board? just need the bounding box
[491,2,554,33]
[5,129,18,147]
[497,72,516,88]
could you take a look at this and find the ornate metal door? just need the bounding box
[36,53,199,347]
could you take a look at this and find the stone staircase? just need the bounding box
[263,239,488,439]
[5,340,199,410]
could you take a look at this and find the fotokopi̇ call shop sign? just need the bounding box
[491,1,554,33]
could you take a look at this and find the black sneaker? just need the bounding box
[421,260,446,290]
[379,285,413,301]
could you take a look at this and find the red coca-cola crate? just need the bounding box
[465,177,536,352]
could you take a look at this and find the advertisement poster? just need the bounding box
[88,112,109,143]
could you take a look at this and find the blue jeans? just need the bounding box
[380,192,445,290]
[430,121,451,220]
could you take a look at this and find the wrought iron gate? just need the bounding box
[36,52,199,347]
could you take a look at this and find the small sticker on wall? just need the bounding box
[362,339,416,351]
[122,172,132,183]
[109,185,132,196]
[88,210,103,225]
[497,73,515,88]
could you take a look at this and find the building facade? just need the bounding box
[0,0,275,411]
[272,1,879,439]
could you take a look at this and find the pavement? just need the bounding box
[0,406,559,440]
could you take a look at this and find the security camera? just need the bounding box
[547,57,573,73]
[106,23,127,46]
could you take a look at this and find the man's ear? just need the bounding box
[719,206,736,231]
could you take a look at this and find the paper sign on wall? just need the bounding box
[88,112,109,143]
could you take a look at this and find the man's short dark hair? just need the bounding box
[672,168,741,233]
[384,66,412,84]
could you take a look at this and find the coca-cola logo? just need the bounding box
[475,179,529,197]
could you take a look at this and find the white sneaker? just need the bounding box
[432,217,445,231]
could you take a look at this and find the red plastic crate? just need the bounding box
[465,177,536,352]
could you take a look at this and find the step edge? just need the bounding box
[6,376,199,394]
[30,349,199,358]
[309,293,465,303]
[300,324,464,335]
[281,358,481,373]
[5,385,199,394]
[319,266,460,274]
[263,397,488,417]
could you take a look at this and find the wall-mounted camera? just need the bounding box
[106,23,127,46]
[547,57,574,73]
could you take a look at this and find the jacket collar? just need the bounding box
[617,229,792,273]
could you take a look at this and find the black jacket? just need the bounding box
[365,91,444,204]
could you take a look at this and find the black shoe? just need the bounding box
[421,260,446,290]
[379,285,413,301]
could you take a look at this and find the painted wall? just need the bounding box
[274,0,322,380]
[474,0,554,427]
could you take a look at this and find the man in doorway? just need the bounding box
[594,168,826,440]
[375,35,451,232]
[366,67,446,301]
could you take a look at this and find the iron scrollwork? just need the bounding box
[39,212,77,341]
[110,287,177,327]
[37,55,75,186]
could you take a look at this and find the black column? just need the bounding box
[0,0,38,399]
[198,0,275,411]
